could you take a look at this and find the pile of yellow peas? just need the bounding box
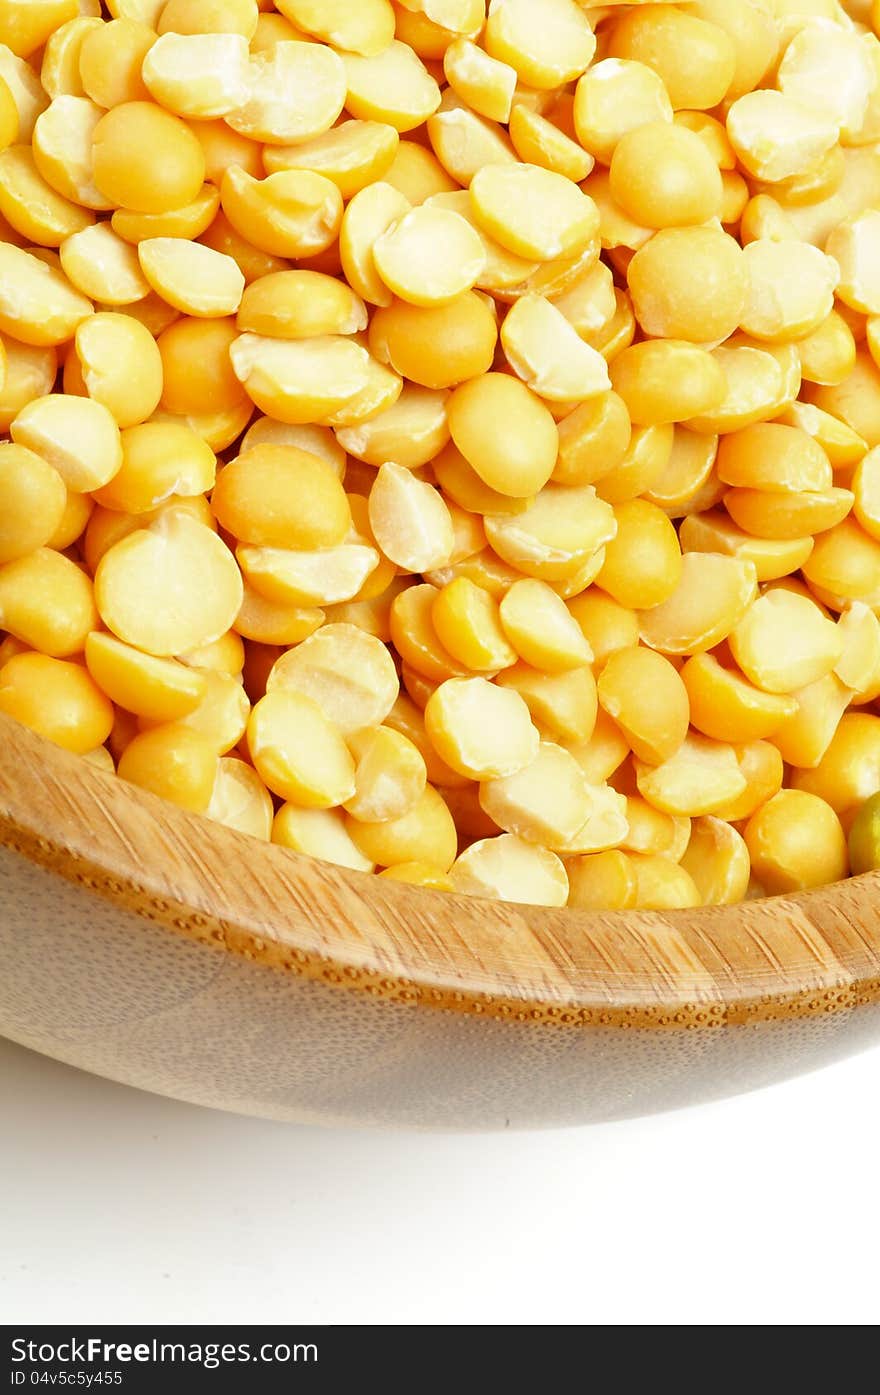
[3,0,880,911]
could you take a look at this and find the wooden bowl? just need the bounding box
[2,708,880,1128]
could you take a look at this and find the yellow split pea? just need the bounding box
[4,0,880,913]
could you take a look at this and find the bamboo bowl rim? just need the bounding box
[2,710,880,1029]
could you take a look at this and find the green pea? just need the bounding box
[848,791,880,875]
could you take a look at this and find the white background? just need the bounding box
[2,1034,879,1326]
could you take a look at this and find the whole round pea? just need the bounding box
[0,442,66,563]
[345,784,459,871]
[745,789,848,895]
[607,5,736,111]
[118,723,219,813]
[687,0,778,102]
[211,444,351,549]
[848,792,880,876]
[627,226,747,343]
[447,372,558,498]
[598,644,689,765]
[79,19,154,109]
[92,101,206,214]
[157,316,248,416]
[597,499,682,610]
[792,713,880,814]
[368,291,497,390]
[156,0,259,38]
[0,652,114,754]
[609,122,722,229]
[610,340,727,426]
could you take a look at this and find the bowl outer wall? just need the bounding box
[3,713,880,1125]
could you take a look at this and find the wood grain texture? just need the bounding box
[2,711,880,1029]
